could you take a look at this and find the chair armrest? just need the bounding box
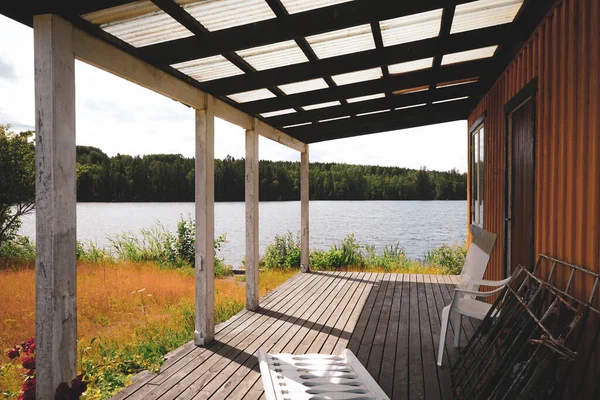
[454,285,507,297]
[469,277,512,287]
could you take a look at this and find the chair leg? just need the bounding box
[454,312,462,348]
[437,305,451,366]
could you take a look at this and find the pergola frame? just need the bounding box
[31,14,310,397]
[0,0,558,397]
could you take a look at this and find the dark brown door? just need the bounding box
[505,97,535,276]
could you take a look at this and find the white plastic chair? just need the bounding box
[436,225,511,366]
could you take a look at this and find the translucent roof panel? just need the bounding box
[319,116,351,123]
[172,55,244,82]
[284,122,312,128]
[451,0,524,34]
[261,109,297,118]
[357,109,389,117]
[303,101,342,110]
[347,93,386,103]
[183,0,276,32]
[279,78,330,95]
[441,45,498,65]
[395,103,426,111]
[236,40,309,71]
[380,9,443,47]
[82,1,160,25]
[388,57,434,75]
[392,85,429,95]
[306,25,375,59]
[280,0,352,14]
[432,96,470,104]
[436,77,479,88]
[228,89,276,103]
[331,68,383,86]
[98,9,193,47]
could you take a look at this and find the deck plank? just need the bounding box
[417,274,442,400]
[162,272,340,399]
[378,274,404,396]
[112,272,479,400]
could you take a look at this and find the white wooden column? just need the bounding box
[195,95,215,346]
[34,15,77,398]
[245,120,259,310]
[301,147,310,272]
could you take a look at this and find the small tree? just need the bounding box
[0,124,35,245]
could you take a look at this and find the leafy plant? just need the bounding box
[423,242,467,274]
[260,232,301,270]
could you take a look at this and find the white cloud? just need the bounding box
[0,14,466,172]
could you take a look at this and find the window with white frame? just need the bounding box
[470,123,485,226]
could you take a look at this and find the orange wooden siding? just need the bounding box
[468,0,600,306]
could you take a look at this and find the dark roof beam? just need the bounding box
[240,60,487,114]
[137,0,479,65]
[203,24,514,95]
[266,82,478,127]
[428,5,456,104]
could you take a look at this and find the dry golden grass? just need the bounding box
[0,262,296,397]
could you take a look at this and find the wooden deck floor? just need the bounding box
[112,272,478,400]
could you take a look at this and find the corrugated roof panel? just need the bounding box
[451,0,524,34]
[261,109,297,118]
[441,45,498,65]
[306,25,375,59]
[436,77,479,88]
[280,0,352,14]
[99,8,193,47]
[303,101,341,110]
[432,96,470,104]
[184,0,276,32]
[82,1,160,25]
[331,68,383,86]
[279,78,330,95]
[236,40,309,71]
[395,103,426,110]
[284,122,312,128]
[319,116,351,123]
[388,57,434,75]
[380,9,443,47]
[172,55,244,82]
[347,93,386,103]
[228,89,277,103]
[357,109,389,117]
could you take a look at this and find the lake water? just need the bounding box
[18,201,467,267]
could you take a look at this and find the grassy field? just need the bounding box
[0,261,295,398]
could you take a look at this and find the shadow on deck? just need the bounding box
[111,271,477,400]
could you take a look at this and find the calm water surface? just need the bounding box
[19,201,467,267]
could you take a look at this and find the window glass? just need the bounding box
[470,124,485,226]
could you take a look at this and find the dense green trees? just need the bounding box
[0,125,35,244]
[75,147,466,202]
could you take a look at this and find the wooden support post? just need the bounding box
[245,120,259,311]
[195,95,215,346]
[301,147,310,272]
[34,15,77,398]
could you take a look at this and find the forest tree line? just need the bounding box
[76,146,467,202]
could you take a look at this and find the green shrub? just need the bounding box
[261,232,301,270]
[423,242,467,274]
[0,235,35,261]
[77,241,113,263]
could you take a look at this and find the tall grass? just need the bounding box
[0,261,295,398]
[261,231,467,274]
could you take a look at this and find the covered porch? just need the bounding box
[111,272,469,400]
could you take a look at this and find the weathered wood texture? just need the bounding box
[33,14,77,399]
[245,124,259,311]
[468,0,600,304]
[300,149,310,272]
[111,272,468,400]
[194,98,215,346]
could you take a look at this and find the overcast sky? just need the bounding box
[0,15,467,172]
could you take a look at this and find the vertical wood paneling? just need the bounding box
[468,0,600,300]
